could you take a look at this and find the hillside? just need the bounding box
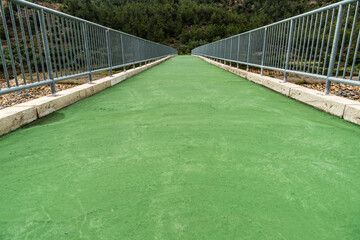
[33,0,335,53]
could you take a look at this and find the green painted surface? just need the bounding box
[1,56,360,239]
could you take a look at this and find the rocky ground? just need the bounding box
[0,83,76,109]
[298,82,360,101]
[253,69,360,102]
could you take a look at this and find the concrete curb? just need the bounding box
[196,55,360,126]
[0,56,174,136]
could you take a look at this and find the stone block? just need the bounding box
[0,106,37,136]
[343,104,360,125]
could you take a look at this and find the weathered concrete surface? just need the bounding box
[248,74,294,96]
[16,89,85,118]
[344,104,360,125]
[289,87,356,117]
[0,56,173,136]
[0,106,37,135]
[196,55,360,125]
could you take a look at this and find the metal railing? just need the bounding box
[0,0,177,96]
[192,0,360,94]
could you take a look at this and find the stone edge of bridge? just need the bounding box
[0,55,174,137]
[195,55,360,126]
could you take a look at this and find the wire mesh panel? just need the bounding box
[192,0,360,93]
[87,25,108,71]
[249,29,265,65]
[109,30,124,67]
[229,36,238,62]
[0,0,177,96]
[238,34,249,62]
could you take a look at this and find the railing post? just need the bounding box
[106,29,112,76]
[246,32,251,72]
[132,41,136,69]
[121,34,126,71]
[83,23,92,83]
[325,5,344,95]
[222,41,225,64]
[237,36,240,68]
[0,0,17,85]
[39,9,56,95]
[284,20,294,82]
[261,28,268,76]
[0,40,9,88]
[229,38,232,66]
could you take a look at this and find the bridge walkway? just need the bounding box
[1,56,360,239]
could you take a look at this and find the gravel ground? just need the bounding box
[253,70,360,102]
[298,82,360,101]
[0,73,109,110]
[0,83,76,109]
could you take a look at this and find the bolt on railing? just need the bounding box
[0,0,177,96]
[192,0,360,95]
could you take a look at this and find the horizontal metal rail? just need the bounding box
[0,0,177,96]
[192,0,360,94]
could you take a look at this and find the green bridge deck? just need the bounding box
[1,56,360,239]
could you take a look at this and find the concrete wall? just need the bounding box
[196,55,360,126]
[0,56,174,136]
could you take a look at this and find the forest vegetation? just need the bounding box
[32,0,336,54]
